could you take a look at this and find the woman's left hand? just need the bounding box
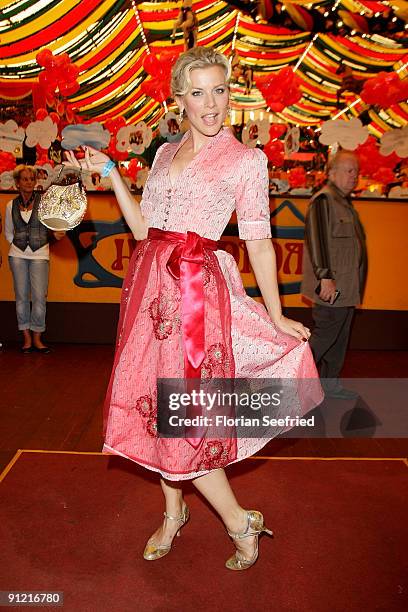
[273,315,311,341]
[65,146,112,175]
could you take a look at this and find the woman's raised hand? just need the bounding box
[64,146,112,175]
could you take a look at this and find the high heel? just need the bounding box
[225,510,273,571]
[143,504,189,561]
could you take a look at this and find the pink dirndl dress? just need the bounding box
[103,128,323,480]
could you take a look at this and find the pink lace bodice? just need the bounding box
[140,128,272,242]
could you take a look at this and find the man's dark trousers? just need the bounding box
[309,304,354,379]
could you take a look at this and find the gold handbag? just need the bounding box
[38,166,87,231]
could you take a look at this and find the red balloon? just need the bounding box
[48,53,69,70]
[256,67,301,112]
[38,70,58,93]
[356,136,381,176]
[45,66,60,82]
[372,167,395,185]
[45,91,56,108]
[59,80,80,96]
[105,117,126,134]
[36,48,53,68]
[56,100,65,116]
[59,52,71,66]
[263,140,284,166]
[107,138,128,161]
[65,63,80,80]
[268,123,287,140]
[157,49,179,73]
[0,151,17,173]
[49,112,60,124]
[127,158,141,182]
[65,107,75,123]
[141,78,169,103]
[36,108,48,121]
[361,72,408,109]
[379,151,400,169]
[288,167,306,188]
[143,53,162,78]
[69,80,80,95]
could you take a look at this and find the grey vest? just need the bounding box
[301,183,367,307]
[12,194,49,252]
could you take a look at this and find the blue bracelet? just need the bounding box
[101,160,116,177]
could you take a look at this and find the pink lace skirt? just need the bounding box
[103,232,323,480]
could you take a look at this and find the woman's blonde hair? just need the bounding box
[13,164,37,182]
[171,46,231,97]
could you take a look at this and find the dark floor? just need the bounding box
[2,451,407,612]
[1,344,407,473]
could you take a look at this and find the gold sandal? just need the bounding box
[225,510,273,571]
[143,504,190,561]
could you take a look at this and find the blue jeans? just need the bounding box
[8,257,49,332]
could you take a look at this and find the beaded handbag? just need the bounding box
[38,166,87,231]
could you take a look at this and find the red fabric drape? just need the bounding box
[0,82,45,111]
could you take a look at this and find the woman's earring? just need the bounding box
[177,109,185,125]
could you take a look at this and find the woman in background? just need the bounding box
[5,165,65,353]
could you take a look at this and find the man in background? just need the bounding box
[302,150,367,400]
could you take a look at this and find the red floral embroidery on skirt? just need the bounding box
[148,293,180,340]
[135,395,154,417]
[197,440,230,470]
[202,251,218,287]
[201,343,229,380]
[135,394,157,438]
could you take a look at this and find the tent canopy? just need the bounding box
[0,1,407,134]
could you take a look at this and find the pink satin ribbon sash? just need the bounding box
[148,227,221,380]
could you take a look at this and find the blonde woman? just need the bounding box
[67,47,322,570]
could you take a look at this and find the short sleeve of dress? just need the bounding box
[235,147,272,240]
[142,142,169,196]
[150,142,170,173]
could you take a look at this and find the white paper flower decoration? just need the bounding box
[284,126,300,156]
[0,170,15,190]
[61,123,111,150]
[116,122,153,154]
[380,127,408,158]
[81,171,111,191]
[159,111,181,142]
[319,118,368,151]
[34,163,55,191]
[82,173,96,191]
[26,116,58,150]
[136,168,149,188]
[388,186,408,199]
[0,120,25,156]
[242,119,270,148]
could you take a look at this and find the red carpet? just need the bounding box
[1,451,407,612]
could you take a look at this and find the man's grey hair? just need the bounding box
[327,150,359,174]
